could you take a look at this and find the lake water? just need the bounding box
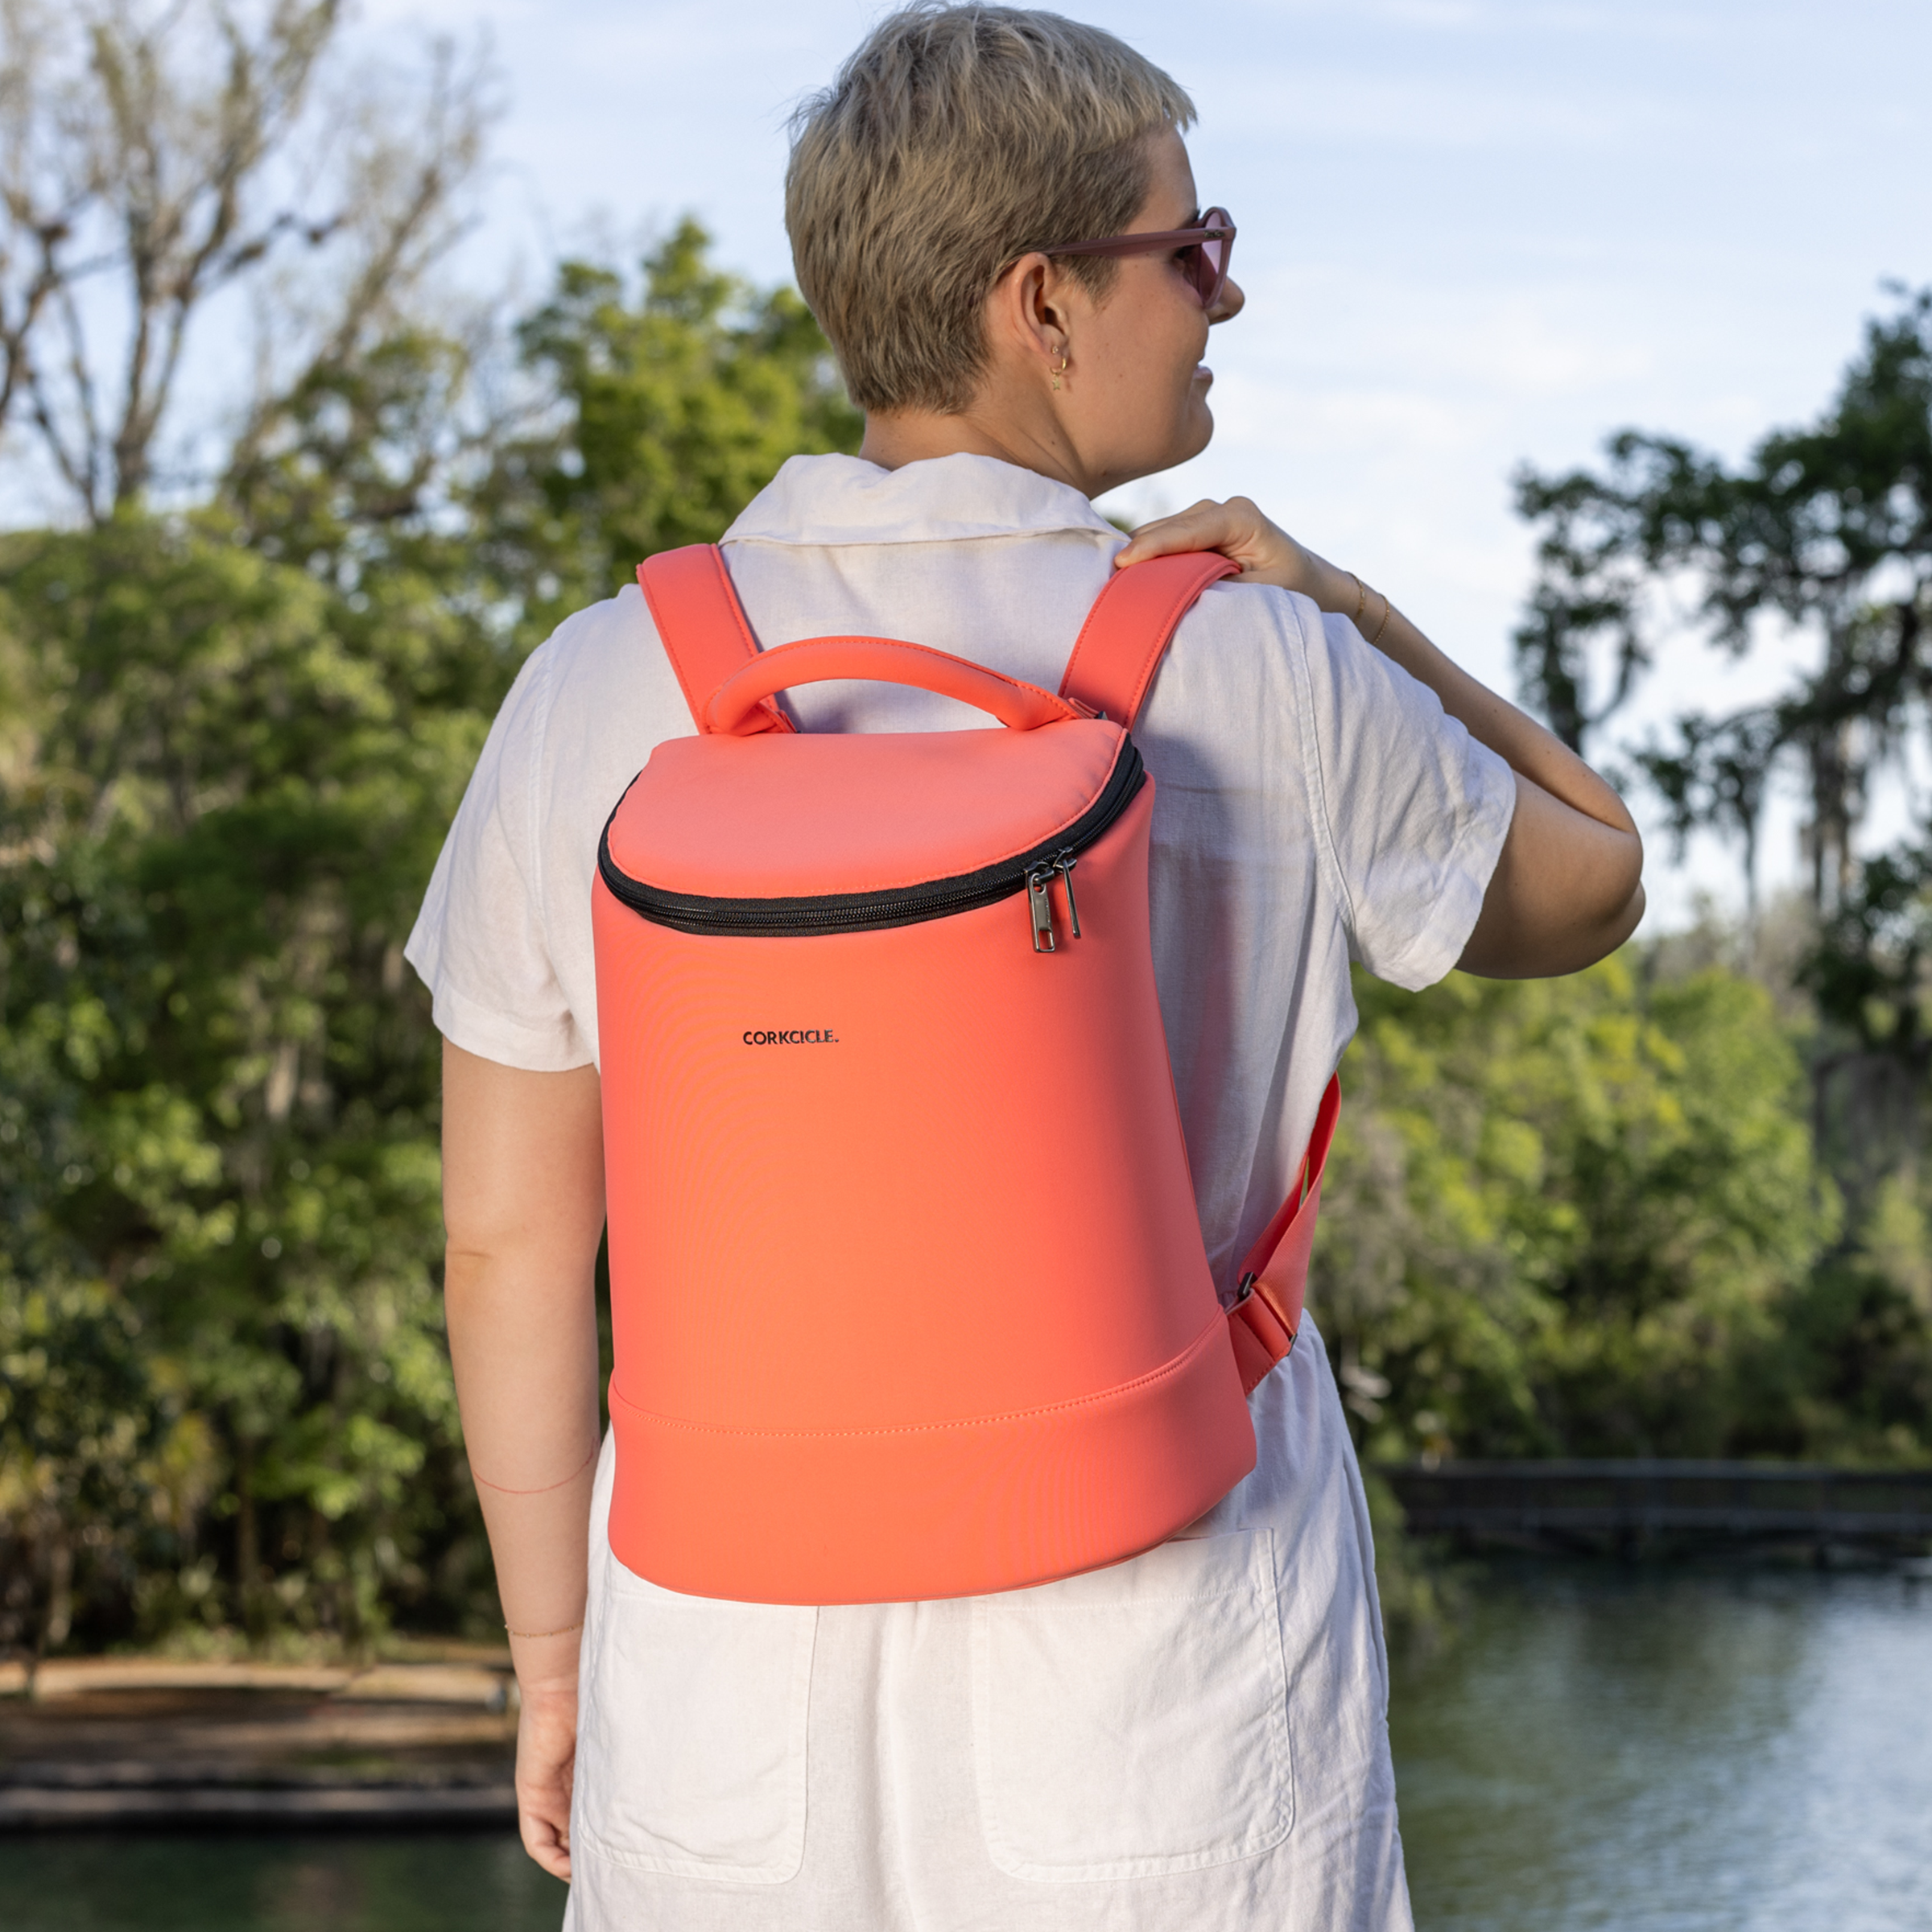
[0,1830,569,1931]
[1390,1562,1932,1931]
[5,1563,1929,1930]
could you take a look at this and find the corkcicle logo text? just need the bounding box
[742,1028,840,1045]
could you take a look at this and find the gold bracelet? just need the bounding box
[1348,571,1367,626]
[1368,589,1393,649]
[505,1619,584,1640]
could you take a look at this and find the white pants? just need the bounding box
[563,1317,1413,1930]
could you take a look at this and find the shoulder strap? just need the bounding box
[1059,551,1240,728]
[637,544,795,736]
[1063,548,1332,1395]
[1227,1075,1341,1394]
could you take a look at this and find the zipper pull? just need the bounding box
[1026,865,1056,952]
[1053,851,1082,938]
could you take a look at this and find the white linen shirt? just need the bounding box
[407,452,1514,1931]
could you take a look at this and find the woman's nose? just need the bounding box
[1209,275,1245,324]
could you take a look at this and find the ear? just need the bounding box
[985,252,1080,372]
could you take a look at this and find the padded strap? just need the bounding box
[637,544,795,737]
[1064,547,1332,1393]
[1226,1075,1341,1395]
[1060,551,1241,728]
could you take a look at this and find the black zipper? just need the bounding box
[599,737,1144,940]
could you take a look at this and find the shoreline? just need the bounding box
[0,1657,519,1833]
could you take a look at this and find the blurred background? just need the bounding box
[1,3,1929,1928]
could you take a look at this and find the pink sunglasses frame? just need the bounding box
[1034,207,1236,309]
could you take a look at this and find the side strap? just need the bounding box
[637,544,795,737]
[1059,551,1240,729]
[1227,1075,1341,1396]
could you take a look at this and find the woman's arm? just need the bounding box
[1115,497,1645,976]
[441,1040,607,1880]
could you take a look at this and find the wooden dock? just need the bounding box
[0,1657,519,1831]
[1380,1459,1932,1556]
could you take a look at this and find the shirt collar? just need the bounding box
[721,452,1121,548]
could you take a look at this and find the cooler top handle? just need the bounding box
[704,635,1086,737]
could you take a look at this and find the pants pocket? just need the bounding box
[576,1554,817,1882]
[972,1528,1292,1881]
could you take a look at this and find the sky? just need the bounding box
[362,0,1932,928]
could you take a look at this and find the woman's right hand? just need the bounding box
[514,1669,580,1880]
[1113,496,1356,614]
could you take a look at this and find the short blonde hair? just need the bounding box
[786,4,1195,415]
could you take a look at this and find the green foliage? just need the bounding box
[1513,289,1932,1050]
[487,217,862,630]
[0,222,865,1654]
[221,331,485,592]
[0,517,499,1650]
[1314,957,1891,1463]
[1780,1170,1932,1462]
[1509,287,1932,1466]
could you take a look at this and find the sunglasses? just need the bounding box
[1036,207,1236,310]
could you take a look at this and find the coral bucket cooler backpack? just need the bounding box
[592,543,1340,1605]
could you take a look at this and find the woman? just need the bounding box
[409,6,1643,1927]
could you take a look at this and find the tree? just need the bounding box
[1514,287,1932,1195]
[1514,285,1932,919]
[1313,959,1858,1463]
[0,202,866,1650]
[0,0,489,521]
[0,516,499,1649]
[485,217,862,627]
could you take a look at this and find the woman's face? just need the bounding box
[1052,129,1245,495]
